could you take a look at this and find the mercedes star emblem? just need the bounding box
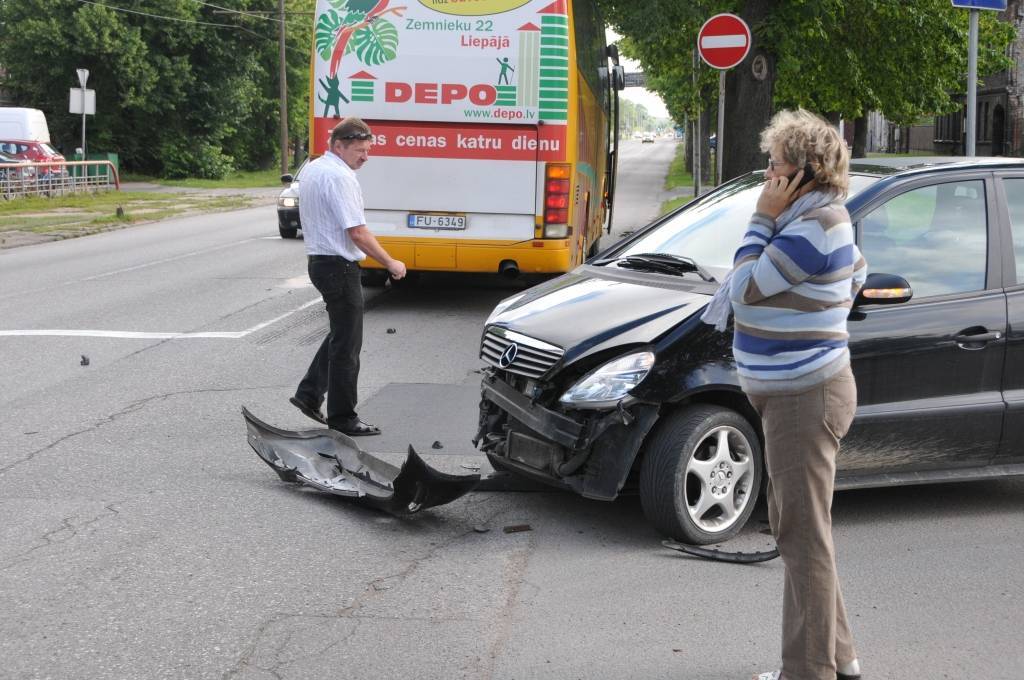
[498,343,519,368]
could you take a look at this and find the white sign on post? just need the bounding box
[69,88,96,115]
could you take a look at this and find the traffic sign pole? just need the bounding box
[951,0,1007,155]
[77,68,89,157]
[966,9,978,156]
[717,71,725,185]
[697,13,751,185]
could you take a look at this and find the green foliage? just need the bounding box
[0,0,316,177]
[160,142,235,180]
[598,0,1015,126]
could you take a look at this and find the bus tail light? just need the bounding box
[543,164,571,238]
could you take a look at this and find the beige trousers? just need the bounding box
[747,366,858,680]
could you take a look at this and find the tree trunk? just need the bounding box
[700,108,713,184]
[722,0,778,182]
[853,115,868,158]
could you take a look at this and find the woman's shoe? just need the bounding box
[752,672,780,680]
[837,658,861,680]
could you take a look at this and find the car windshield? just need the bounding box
[39,143,59,155]
[613,173,878,276]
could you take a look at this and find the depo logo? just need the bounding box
[417,0,532,16]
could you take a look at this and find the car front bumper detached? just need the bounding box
[243,408,480,515]
[474,370,659,501]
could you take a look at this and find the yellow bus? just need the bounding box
[307,0,623,281]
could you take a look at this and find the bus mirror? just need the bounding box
[612,65,626,91]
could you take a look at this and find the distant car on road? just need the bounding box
[276,159,307,239]
[477,156,1024,544]
[641,133,655,144]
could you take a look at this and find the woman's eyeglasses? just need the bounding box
[340,132,373,140]
[767,158,785,170]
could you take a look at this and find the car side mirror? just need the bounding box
[854,272,913,306]
[280,173,294,184]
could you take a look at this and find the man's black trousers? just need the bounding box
[295,256,363,428]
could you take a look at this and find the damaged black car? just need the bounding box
[476,157,1024,545]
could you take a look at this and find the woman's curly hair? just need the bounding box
[760,109,850,196]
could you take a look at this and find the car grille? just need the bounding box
[480,327,564,379]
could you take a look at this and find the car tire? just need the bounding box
[639,404,762,545]
[360,269,389,287]
[279,226,298,239]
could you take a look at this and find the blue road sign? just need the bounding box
[951,0,1007,10]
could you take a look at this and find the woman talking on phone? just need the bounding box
[728,110,867,680]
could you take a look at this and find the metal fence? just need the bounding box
[0,160,120,200]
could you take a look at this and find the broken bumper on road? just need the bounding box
[474,372,659,501]
[243,408,480,515]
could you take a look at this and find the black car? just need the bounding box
[475,157,1024,544]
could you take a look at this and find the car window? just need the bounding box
[1003,178,1024,285]
[618,173,876,272]
[858,179,987,298]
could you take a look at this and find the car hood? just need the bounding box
[488,266,714,364]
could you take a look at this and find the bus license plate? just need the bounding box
[407,213,467,230]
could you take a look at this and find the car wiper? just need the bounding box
[599,253,716,282]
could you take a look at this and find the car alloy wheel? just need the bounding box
[639,405,763,544]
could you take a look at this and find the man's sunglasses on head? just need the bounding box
[340,132,373,140]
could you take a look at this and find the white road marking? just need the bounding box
[700,35,747,49]
[0,297,322,340]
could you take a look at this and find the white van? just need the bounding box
[0,108,51,143]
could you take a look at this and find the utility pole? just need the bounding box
[278,0,289,175]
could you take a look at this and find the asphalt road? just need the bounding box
[1,140,1022,680]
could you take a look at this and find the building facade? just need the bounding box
[869,1,1023,156]
[934,0,1023,156]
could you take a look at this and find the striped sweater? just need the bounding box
[729,195,867,395]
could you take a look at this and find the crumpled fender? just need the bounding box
[242,407,480,515]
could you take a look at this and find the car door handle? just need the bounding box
[954,330,1002,348]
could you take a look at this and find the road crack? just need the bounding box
[1,502,122,571]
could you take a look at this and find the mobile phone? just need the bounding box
[788,163,816,190]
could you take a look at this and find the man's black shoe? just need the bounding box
[289,396,326,425]
[330,419,382,437]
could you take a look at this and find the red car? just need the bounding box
[0,140,66,175]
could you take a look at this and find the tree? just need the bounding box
[0,0,316,177]
[598,0,1014,181]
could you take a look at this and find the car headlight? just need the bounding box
[559,351,655,407]
[278,196,297,208]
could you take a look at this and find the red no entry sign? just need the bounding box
[698,13,751,70]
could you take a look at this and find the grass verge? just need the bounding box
[0,191,255,247]
[660,143,695,215]
[121,167,294,188]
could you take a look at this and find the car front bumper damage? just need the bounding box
[243,408,480,515]
[474,371,659,501]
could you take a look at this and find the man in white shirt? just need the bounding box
[290,117,406,436]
